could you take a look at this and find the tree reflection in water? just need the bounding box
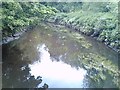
[2,43,45,88]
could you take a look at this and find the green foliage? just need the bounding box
[82,2,118,13]
[42,2,82,13]
[1,1,57,37]
[47,2,119,52]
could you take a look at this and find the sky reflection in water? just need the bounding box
[29,44,87,88]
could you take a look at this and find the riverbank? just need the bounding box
[1,2,57,45]
[45,11,119,53]
[1,21,119,54]
[1,25,35,45]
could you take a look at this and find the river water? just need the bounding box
[2,23,119,88]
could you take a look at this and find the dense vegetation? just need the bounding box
[1,2,119,52]
[1,2,57,39]
[46,2,120,52]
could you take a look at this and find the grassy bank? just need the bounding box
[46,10,119,52]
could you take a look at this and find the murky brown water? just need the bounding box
[2,23,119,88]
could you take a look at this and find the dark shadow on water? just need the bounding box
[2,43,43,88]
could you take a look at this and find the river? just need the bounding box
[2,23,119,88]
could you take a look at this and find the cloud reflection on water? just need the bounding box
[29,44,87,88]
